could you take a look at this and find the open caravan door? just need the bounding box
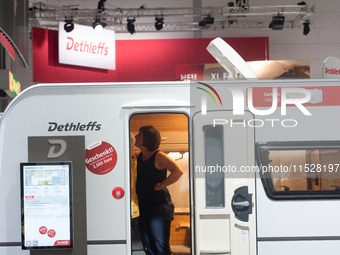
[192,38,257,255]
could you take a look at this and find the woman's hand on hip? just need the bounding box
[154,183,164,191]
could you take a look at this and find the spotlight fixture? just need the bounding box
[127,18,136,35]
[155,15,164,31]
[235,0,248,8]
[97,0,106,12]
[199,14,214,27]
[269,14,285,30]
[64,17,74,33]
[92,16,107,33]
[303,21,310,35]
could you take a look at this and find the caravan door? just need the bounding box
[193,111,257,255]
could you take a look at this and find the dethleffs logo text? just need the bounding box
[197,83,312,128]
[48,121,101,132]
[66,37,109,56]
[325,67,340,75]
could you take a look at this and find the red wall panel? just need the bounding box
[32,27,268,83]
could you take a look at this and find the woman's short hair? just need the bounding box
[139,125,161,151]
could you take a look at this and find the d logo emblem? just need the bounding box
[47,139,67,158]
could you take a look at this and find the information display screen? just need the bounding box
[20,162,73,249]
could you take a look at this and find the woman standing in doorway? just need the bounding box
[135,126,183,255]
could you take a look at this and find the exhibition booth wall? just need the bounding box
[32,27,268,83]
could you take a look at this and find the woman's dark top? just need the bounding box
[136,151,173,211]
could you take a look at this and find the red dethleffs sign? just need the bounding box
[323,56,340,78]
[58,22,115,70]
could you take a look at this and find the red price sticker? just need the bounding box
[39,226,47,235]
[85,141,118,175]
[47,229,56,238]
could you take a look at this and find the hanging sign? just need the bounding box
[323,56,340,78]
[0,70,21,96]
[58,22,115,70]
[9,71,21,95]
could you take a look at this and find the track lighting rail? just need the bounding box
[29,2,314,33]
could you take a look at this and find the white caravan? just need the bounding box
[0,38,340,255]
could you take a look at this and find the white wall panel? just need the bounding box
[88,244,126,255]
[258,240,340,255]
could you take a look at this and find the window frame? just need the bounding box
[256,141,340,200]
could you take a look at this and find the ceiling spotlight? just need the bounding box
[199,19,206,27]
[92,16,107,33]
[97,0,106,12]
[64,17,74,33]
[269,14,285,30]
[155,15,164,31]
[127,18,136,35]
[303,21,310,35]
[199,14,214,27]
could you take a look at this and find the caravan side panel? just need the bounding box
[0,83,190,254]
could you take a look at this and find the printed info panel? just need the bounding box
[21,162,73,249]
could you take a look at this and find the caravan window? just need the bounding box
[256,141,340,200]
[203,125,225,208]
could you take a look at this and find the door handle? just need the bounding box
[231,186,253,222]
[232,200,250,207]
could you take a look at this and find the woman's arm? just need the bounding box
[154,151,183,191]
[133,150,141,158]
